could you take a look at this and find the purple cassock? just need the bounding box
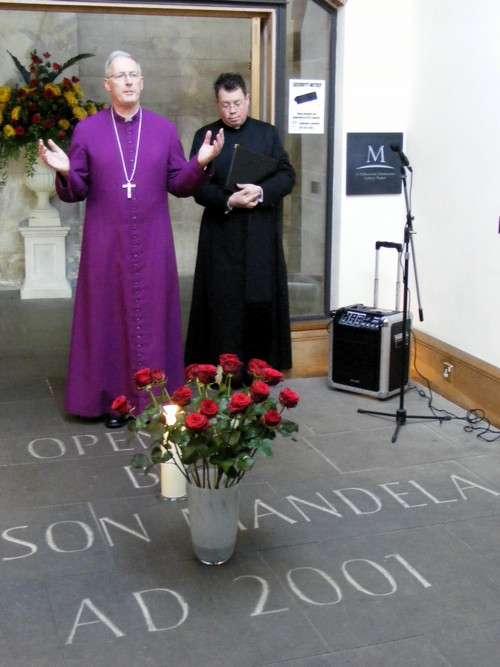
[56,107,210,418]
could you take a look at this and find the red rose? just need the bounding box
[200,399,219,418]
[185,412,210,433]
[15,127,24,135]
[52,62,61,71]
[249,380,270,403]
[110,395,132,415]
[43,52,51,59]
[262,409,281,427]
[62,77,72,87]
[18,89,26,98]
[262,367,284,386]
[196,364,217,385]
[184,363,199,381]
[227,392,252,414]
[151,368,165,384]
[32,113,41,123]
[279,388,300,409]
[31,55,42,64]
[71,76,79,83]
[57,131,67,140]
[44,119,53,128]
[134,368,153,389]
[171,386,192,407]
[219,353,243,375]
[248,358,270,377]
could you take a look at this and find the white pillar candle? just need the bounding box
[159,405,186,501]
[159,456,186,500]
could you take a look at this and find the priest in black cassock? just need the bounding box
[185,72,296,374]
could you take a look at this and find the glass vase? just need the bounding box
[187,481,240,565]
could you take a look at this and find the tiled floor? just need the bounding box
[1,292,500,666]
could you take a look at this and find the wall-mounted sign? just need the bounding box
[346,132,403,195]
[288,79,325,134]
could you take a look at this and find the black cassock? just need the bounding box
[185,117,296,371]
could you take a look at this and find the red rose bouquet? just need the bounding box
[112,354,300,488]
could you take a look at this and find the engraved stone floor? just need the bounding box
[1,292,500,666]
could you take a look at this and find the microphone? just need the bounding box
[390,143,412,171]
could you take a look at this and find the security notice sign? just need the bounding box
[288,80,325,134]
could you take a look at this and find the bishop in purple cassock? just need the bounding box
[38,51,223,422]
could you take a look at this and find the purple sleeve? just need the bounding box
[165,125,212,198]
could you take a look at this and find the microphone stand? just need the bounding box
[357,164,449,443]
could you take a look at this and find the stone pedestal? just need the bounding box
[19,223,72,299]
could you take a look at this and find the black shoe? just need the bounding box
[104,413,128,429]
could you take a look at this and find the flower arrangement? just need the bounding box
[113,354,300,489]
[0,49,106,190]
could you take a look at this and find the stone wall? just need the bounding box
[0,9,250,289]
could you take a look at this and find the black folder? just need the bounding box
[224,144,278,192]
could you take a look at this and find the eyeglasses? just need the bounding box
[219,100,244,111]
[106,71,142,82]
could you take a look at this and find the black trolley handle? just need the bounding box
[374,241,403,310]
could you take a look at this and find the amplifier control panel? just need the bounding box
[332,304,398,330]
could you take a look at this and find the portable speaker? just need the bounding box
[328,304,410,399]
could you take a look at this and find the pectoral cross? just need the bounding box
[122,182,136,199]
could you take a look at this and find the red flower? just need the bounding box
[279,388,300,409]
[227,392,252,414]
[134,368,153,389]
[249,380,270,403]
[262,367,284,386]
[31,54,42,64]
[29,79,40,87]
[196,364,217,385]
[171,386,192,407]
[17,89,27,98]
[57,131,67,140]
[248,358,270,377]
[15,127,24,136]
[43,88,55,99]
[184,363,199,381]
[32,113,41,123]
[71,75,79,83]
[219,353,243,375]
[43,52,51,59]
[262,409,281,427]
[44,119,53,128]
[185,413,210,434]
[110,395,132,415]
[200,399,218,418]
[52,62,61,71]
[151,368,165,384]
[62,77,72,87]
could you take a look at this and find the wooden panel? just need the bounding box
[0,1,272,17]
[250,16,261,118]
[410,329,500,429]
[287,319,330,378]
